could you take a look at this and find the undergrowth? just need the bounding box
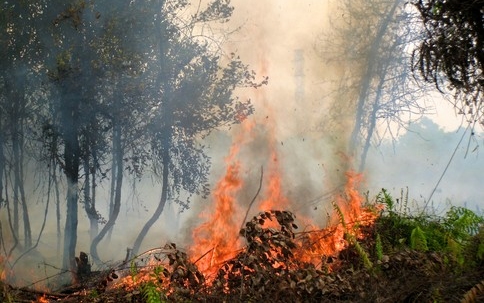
[375,188,484,270]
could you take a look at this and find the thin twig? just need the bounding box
[192,247,214,265]
[240,166,263,232]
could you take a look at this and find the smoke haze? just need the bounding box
[2,0,484,289]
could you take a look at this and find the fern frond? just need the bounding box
[410,226,428,252]
[332,201,347,230]
[460,280,484,303]
[353,237,373,269]
[143,282,163,303]
[375,233,383,261]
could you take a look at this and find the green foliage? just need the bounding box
[130,264,167,303]
[410,226,428,252]
[332,201,347,230]
[376,188,394,212]
[142,281,164,303]
[443,206,483,242]
[88,289,99,299]
[129,260,140,285]
[412,0,484,125]
[332,202,372,269]
[375,188,484,267]
[375,233,383,261]
[352,238,373,270]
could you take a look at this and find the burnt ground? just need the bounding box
[3,247,483,303]
[2,209,484,303]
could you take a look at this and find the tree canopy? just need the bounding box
[0,0,264,278]
[412,0,484,127]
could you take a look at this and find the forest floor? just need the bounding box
[3,244,484,302]
[2,206,484,302]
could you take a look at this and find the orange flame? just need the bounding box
[36,294,49,303]
[295,171,380,266]
[258,150,288,211]
[189,121,255,278]
[190,157,242,276]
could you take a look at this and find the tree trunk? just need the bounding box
[131,0,170,256]
[17,121,32,248]
[131,145,169,256]
[61,98,80,274]
[349,0,401,160]
[90,151,98,240]
[90,123,123,263]
[106,136,117,242]
[359,77,384,172]
[54,169,62,257]
[82,139,98,243]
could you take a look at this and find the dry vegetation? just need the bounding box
[2,191,484,303]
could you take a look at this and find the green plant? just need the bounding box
[410,226,428,252]
[444,206,483,243]
[142,281,164,303]
[130,260,138,282]
[88,289,99,299]
[140,266,167,303]
[375,233,383,261]
[332,202,373,269]
[377,188,394,213]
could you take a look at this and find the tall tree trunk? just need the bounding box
[131,145,169,256]
[12,144,19,241]
[61,99,80,274]
[106,137,117,242]
[4,164,19,254]
[51,163,62,258]
[90,148,98,240]
[131,0,171,256]
[82,139,98,243]
[349,0,401,159]
[359,77,384,172]
[17,121,31,248]
[90,123,123,263]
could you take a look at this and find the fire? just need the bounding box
[258,149,289,212]
[36,294,49,303]
[190,158,243,276]
[189,110,381,278]
[189,121,252,278]
[295,171,381,266]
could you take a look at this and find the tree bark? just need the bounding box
[82,138,98,243]
[106,136,117,242]
[131,144,170,256]
[61,97,80,273]
[349,0,401,164]
[90,122,123,263]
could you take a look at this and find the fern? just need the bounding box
[477,241,484,261]
[333,202,372,269]
[377,189,394,213]
[141,265,167,303]
[410,226,428,252]
[353,238,373,269]
[375,233,383,261]
[460,280,484,303]
[332,201,347,230]
[444,206,484,242]
[142,282,163,303]
[130,260,138,282]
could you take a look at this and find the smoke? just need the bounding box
[9,0,479,289]
[202,0,365,214]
